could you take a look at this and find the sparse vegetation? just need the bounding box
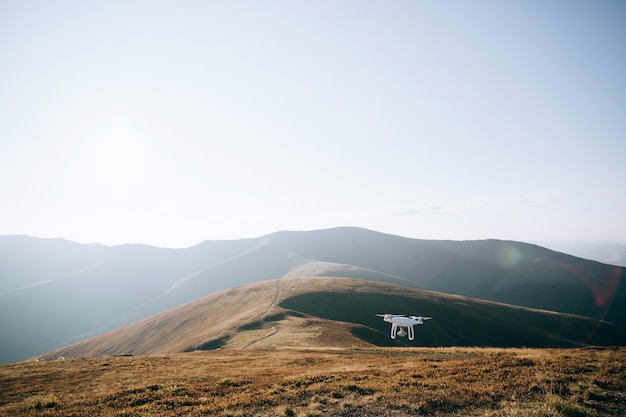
[29,395,59,411]
[2,347,625,416]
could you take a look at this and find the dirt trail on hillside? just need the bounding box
[242,279,283,349]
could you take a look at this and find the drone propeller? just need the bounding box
[409,316,432,320]
[376,314,405,317]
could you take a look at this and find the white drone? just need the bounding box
[377,314,432,340]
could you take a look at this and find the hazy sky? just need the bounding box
[1,1,625,248]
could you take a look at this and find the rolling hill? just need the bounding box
[37,277,626,360]
[2,227,625,363]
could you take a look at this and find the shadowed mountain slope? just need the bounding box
[37,278,626,360]
[2,227,624,363]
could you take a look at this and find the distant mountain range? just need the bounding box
[1,227,624,363]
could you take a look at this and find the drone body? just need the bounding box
[377,314,432,340]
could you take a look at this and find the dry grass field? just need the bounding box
[1,347,625,417]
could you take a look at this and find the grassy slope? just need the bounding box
[2,347,626,416]
[277,277,626,347]
[37,280,281,358]
[37,278,626,361]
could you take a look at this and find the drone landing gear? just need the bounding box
[390,325,415,340]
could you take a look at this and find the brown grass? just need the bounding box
[2,347,625,416]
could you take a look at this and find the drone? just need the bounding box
[376,314,432,340]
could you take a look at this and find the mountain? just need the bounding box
[1,227,624,363]
[37,277,626,360]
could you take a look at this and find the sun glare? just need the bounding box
[87,116,152,195]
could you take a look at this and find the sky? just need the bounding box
[1,0,625,248]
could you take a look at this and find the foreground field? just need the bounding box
[1,347,625,416]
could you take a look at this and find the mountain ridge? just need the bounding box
[1,227,624,363]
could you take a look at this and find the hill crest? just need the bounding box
[37,277,626,360]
